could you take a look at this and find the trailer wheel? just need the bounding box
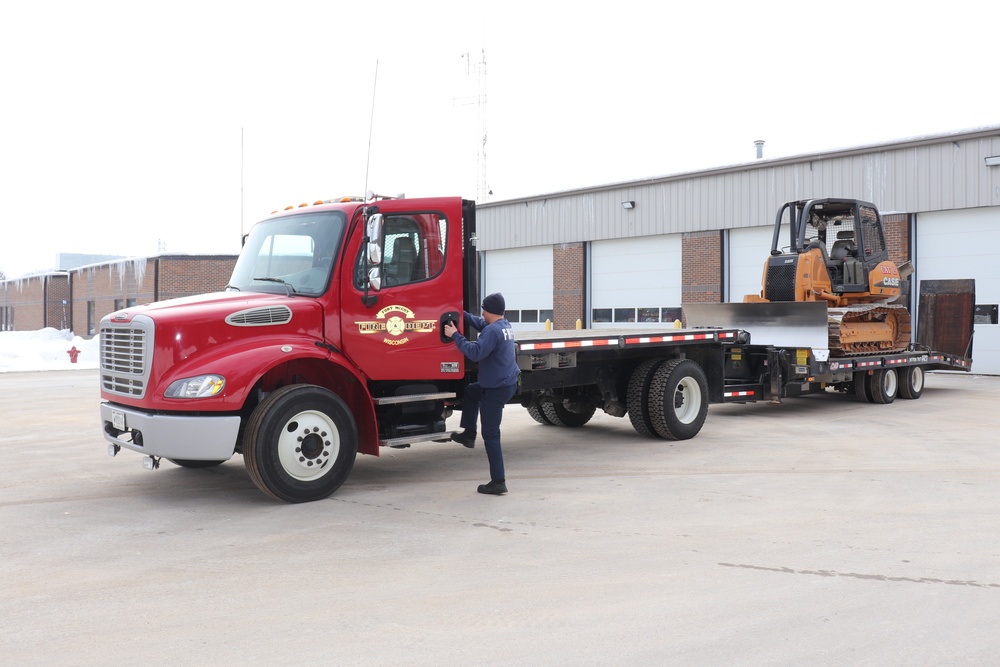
[243,384,358,503]
[526,403,554,425]
[853,371,872,403]
[167,459,226,469]
[541,401,597,427]
[866,368,898,405]
[899,366,924,400]
[627,358,666,438]
[647,359,709,441]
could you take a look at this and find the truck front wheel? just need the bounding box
[243,384,358,503]
[647,359,708,441]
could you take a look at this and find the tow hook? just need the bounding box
[107,444,120,458]
[142,455,161,470]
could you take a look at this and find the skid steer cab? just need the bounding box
[99,196,478,502]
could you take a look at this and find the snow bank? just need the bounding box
[0,328,100,373]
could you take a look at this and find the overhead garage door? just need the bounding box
[482,246,553,331]
[590,235,681,329]
[916,207,1000,375]
[726,225,784,302]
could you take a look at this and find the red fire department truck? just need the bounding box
[99,196,972,502]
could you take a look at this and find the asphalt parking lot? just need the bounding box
[2,369,999,665]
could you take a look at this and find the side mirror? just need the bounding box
[368,266,382,291]
[366,214,384,265]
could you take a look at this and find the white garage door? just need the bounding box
[916,207,1000,375]
[727,225,785,302]
[482,246,553,332]
[590,235,681,329]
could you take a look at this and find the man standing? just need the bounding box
[442,292,520,495]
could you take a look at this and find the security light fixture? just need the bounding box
[985,156,1000,167]
[622,201,635,210]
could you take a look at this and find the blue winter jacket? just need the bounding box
[452,311,520,388]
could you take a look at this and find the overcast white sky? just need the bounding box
[1,0,997,279]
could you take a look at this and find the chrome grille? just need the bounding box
[100,315,153,398]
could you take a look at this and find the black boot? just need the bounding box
[477,479,507,495]
[450,430,476,448]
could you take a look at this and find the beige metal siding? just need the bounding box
[476,127,1000,251]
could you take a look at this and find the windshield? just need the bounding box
[227,210,347,296]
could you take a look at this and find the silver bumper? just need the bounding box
[101,402,241,461]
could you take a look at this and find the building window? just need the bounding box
[975,304,998,325]
[87,301,96,336]
[126,298,137,307]
[114,299,123,312]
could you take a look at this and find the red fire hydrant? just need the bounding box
[67,346,81,363]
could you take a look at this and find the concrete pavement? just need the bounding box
[2,369,999,665]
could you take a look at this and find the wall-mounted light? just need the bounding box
[985,156,1000,167]
[622,201,635,210]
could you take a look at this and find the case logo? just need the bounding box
[355,305,437,346]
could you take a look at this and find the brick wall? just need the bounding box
[159,256,238,301]
[71,259,158,336]
[552,243,585,330]
[882,214,909,264]
[681,231,723,304]
[0,278,46,330]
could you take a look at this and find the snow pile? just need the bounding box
[0,328,100,373]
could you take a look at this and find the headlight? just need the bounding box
[164,375,226,398]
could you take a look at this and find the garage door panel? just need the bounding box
[591,235,681,327]
[918,207,1000,374]
[483,246,553,331]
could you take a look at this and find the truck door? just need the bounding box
[339,201,466,382]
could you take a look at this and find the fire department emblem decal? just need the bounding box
[356,305,436,346]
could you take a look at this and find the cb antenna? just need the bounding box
[363,60,379,217]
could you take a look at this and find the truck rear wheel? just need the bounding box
[243,384,358,503]
[627,358,666,438]
[526,403,554,425]
[899,366,924,400]
[854,371,872,403]
[866,368,898,404]
[647,359,708,441]
[541,401,597,427]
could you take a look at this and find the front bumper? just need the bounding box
[100,401,241,461]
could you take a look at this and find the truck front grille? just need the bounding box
[100,316,154,398]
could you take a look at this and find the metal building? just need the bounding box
[474,125,1000,374]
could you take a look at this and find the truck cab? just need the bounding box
[100,196,477,502]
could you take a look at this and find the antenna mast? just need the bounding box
[456,50,489,202]
[364,60,379,210]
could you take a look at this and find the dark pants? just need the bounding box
[460,382,518,481]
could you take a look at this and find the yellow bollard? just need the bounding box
[545,319,552,331]
[576,319,583,330]
[673,319,682,329]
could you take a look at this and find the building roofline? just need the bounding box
[476,124,1000,208]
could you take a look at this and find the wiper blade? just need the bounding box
[253,277,297,296]
[225,284,241,291]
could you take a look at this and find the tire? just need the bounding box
[243,384,358,503]
[627,358,666,438]
[899,366,924,400]
[526,403,554,425]
[866,368,898,405]
[854,371,872,403]
[167,459,226,469]
[541,401,597,427]
[647,358,709,441]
